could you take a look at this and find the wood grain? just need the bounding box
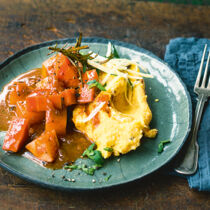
[0,0,210,209]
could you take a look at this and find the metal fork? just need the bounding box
[175,44,210,175]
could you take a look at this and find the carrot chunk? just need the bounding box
[76,69,98,104]
[36,76,64,92]
[77,84,95,104]
[8,82,30,105]
[26,90,65,111]
[16,101,44,125]
[42,53,80,88]
[48,94,63,109]
[55,53,80,88]
[45,107,67,136]
[3,117,29,152]
[82,69,98,83]
[42,55,57,78]
[26,92,48,112]
[25,130,59,163]
[61,89,76,106]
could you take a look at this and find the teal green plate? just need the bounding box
[0,38,192,191]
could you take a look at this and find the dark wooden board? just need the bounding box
[0,0,210,209]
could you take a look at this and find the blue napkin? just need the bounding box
[164,38,210,191]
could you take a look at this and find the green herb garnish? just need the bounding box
[83,63,87,73]
[127,78,133,89]
[75,33,82,48]
[112,44,120,58]
[106,42,120,59]
[96,68,100,75]
[49,44,92,65]
[83,143,104,165]
[105,175,112,181]
[104,147,113,152]
[64,164,102,175]
[158,140,171,153]
[87,80,106,91]
[64,143,104,176]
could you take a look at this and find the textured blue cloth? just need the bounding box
[164,38,210,191]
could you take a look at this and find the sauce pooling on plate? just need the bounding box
[0,68,91,169]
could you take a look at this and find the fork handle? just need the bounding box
[175,94,207,175]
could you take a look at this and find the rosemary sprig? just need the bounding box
[48,45,91,62]
[75,33,82,48]
[48,33,93,84]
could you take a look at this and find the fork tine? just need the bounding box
[195,44,207,88]
[201,50,210,88]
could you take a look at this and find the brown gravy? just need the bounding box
[0,69,91,169]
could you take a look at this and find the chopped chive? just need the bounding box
[105,175,112,181]
[158,140,171,153]
[87,79,97,85]
[106,42,120,59]
[104,147,113,152]
[112,45,120,58]
[96,68,100,75]
[127,78,133,89]
[111,73,118,76]
[87,80,106,91]
[64,163,102,176]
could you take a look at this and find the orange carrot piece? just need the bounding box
[45,107,67,136]
[25,130,59,163]
[26,92,48,112]
[16,101,44,125]
[36,76,64,92]
[82,69,98,83]
[76,69,98,104]
[42,53,80,88]
[42,55,57,78]
[55,53,80,88]
[77,84,95,104]
[61,89,76,106]
[3,117,29,152]
[48,94,63,109]
[8,82,30,105]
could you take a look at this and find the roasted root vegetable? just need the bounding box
[77,84,95,104]
[42,55,57,78]
[48,94,63,109]
[45,107,67,136]
[8,82,30,105]
[42,53,80,88]
[16,101,44,125]
[25,130,59,162]
[61,89,76,106]
[36,76,64,92]
[3,117,29,152]
[56,53,80,88]
[76,69,98,104]
[82,69,98,83]
[26,92,48,112]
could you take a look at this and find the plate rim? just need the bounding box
[0,37,192,191]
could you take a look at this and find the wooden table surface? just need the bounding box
[0,0,210,209]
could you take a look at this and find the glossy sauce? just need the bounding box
[0,69,91,169]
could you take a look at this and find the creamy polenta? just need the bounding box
[73,59,157,158]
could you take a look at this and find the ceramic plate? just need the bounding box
[0,37,192,191]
